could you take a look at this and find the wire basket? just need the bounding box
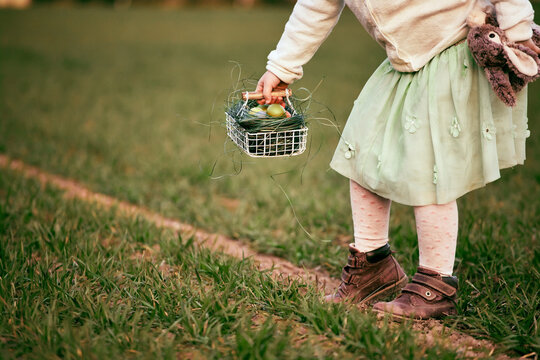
[225,90,308,158]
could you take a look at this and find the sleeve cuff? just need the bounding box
[504,21,533,42]
[266,60,302,85]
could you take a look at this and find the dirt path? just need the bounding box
[0,154,511,359]
[0,155,340,290]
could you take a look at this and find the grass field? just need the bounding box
[0,5,539,358]
[1,167,472,359]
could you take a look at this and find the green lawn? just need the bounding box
[0,6,538,356]
[0,168,468,359]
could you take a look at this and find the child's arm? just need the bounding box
[257,0,346,103]
[517,24,540,54]
[491,0,535,42]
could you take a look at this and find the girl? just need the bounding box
[255,0,539,319]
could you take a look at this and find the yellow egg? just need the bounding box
[266,104,285,117]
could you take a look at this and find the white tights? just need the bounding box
[350,180,457,276]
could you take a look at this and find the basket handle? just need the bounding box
[242,89,292,100]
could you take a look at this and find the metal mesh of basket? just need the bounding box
[226,113,307,157]
[225,89,308,158]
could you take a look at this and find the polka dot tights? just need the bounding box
[350,180,457,276]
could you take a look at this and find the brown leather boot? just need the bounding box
[372,266,458,320]
[325,243,408,305]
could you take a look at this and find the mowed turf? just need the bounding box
[0,168,469,359]
[0,6,538,356]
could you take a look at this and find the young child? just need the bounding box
[256,0,539,319]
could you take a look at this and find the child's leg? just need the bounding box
[325,180,406,304]
[373,201,459,319]
[414,201,458,276]
[350,180,391,252]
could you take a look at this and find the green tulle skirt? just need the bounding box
[330,41,530,206]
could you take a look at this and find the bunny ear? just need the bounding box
[503,45,539,77]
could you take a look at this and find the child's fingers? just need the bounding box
[255,71,288,104]
[255,77,268,103]
[262,83,273,104]
[517,39,540,54]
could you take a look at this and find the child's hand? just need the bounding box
[517,39,540,54]
[256,71,289,104]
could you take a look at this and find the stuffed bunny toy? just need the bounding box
[467,5,540,107]
[532,23,540,49]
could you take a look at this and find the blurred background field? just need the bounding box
[0,4,538,357]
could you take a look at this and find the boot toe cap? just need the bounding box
[324,293,342,303]
[372,301,412,318]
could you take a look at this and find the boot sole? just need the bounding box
[357,275,409,306]
[373,307,457,322]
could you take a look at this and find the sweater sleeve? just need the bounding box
[266,0,346,84]
[490,0,535,42]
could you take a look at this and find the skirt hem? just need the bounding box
[330,159,525,206]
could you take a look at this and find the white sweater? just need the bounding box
[267,0,535,83]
